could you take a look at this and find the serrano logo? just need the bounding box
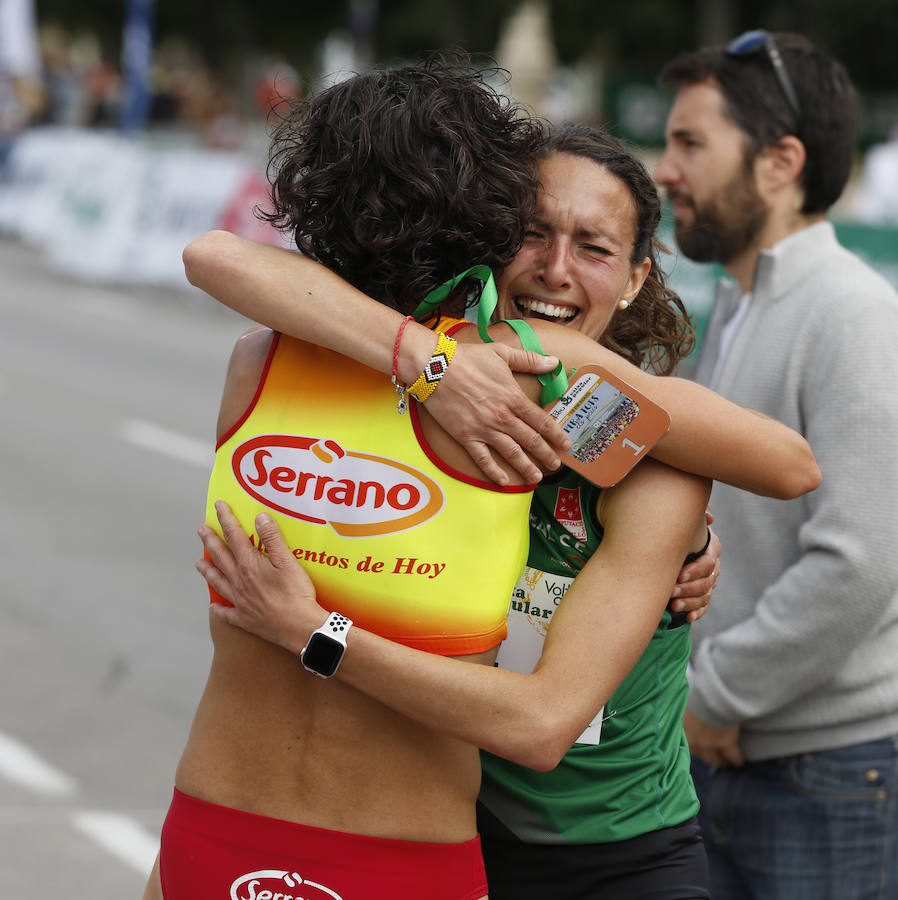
[232,435,444,537]
[230,869,343,900]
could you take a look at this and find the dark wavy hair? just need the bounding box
[539,125,695,375]
[260,52,545,315]
[659,33,858,215]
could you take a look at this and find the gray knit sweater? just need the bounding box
[688,220,898,761]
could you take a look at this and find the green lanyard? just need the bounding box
[412,266,569,405]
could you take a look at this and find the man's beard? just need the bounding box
[670,165,767,265]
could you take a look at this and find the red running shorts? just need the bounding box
[159,788,488,900]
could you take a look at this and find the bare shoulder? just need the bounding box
[229,325,275,370]
[598,459,711,555]
[216,326,275,441]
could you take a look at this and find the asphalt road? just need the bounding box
[0,238,252,897]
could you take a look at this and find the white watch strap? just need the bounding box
[300,611,354,678]
[316,611,352,645]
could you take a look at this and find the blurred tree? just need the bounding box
[32,0,898,95]
[549,0,694,72]
[547,0,894,93]
[35,0,344,72]
[373,0,517,61]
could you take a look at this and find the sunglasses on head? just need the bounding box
[726,30,801,125]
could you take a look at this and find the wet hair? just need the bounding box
[659,33,858,214]
[539,124,695,375]
[261,52,545,315]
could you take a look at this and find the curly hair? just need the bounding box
[261,52,546,315]
[539,125,695,375]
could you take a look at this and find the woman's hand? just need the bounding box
[186,233,571,487]
[669,513,721,624]
[197,501,325,652]
[425,341,571,485]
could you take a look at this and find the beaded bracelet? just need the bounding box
[407,331,457,404]
[391,315,415,414]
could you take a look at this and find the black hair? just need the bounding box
[261,51,545,314]
[659,33,859,214]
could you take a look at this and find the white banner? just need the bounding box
[0,126,288,289]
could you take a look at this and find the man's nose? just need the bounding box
[654,147,677,187]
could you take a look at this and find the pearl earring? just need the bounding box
[618,299,630,310]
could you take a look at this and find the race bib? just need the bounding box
[498,565,604,745]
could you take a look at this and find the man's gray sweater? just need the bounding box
[689,220,898,761]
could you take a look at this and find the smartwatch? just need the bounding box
[300,612,353,678]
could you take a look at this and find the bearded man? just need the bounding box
[655,31,898,900]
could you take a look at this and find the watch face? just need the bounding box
[301,632,344,677]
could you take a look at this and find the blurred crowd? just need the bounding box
[0,17,303,157]
[2,4,897,224]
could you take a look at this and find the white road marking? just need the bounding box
[120,418,212,468]
[72,811,159,876]
[0,731,78,797]
[0,730,160,875]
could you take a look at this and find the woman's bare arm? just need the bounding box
[184,230,569,484]
[185,231,820,499]
[514,321,821,500]
[200,462,710,772]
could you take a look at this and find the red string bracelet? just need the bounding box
[391,315,415,414]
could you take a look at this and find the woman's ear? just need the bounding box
[622,257,652,302]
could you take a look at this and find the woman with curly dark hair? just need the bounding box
[261,60,544,315]
[183,105,819,898]
[144,56,569,900]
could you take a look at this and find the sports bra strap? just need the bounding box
[413,266,569,406]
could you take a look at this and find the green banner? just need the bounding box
[607,78,898,149]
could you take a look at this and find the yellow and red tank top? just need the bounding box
[205,321,534,656]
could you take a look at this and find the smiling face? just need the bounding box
[496,152,651,341]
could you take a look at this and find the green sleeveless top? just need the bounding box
[478,468,699,844]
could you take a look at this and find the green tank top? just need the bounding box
[478,469,699,844]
